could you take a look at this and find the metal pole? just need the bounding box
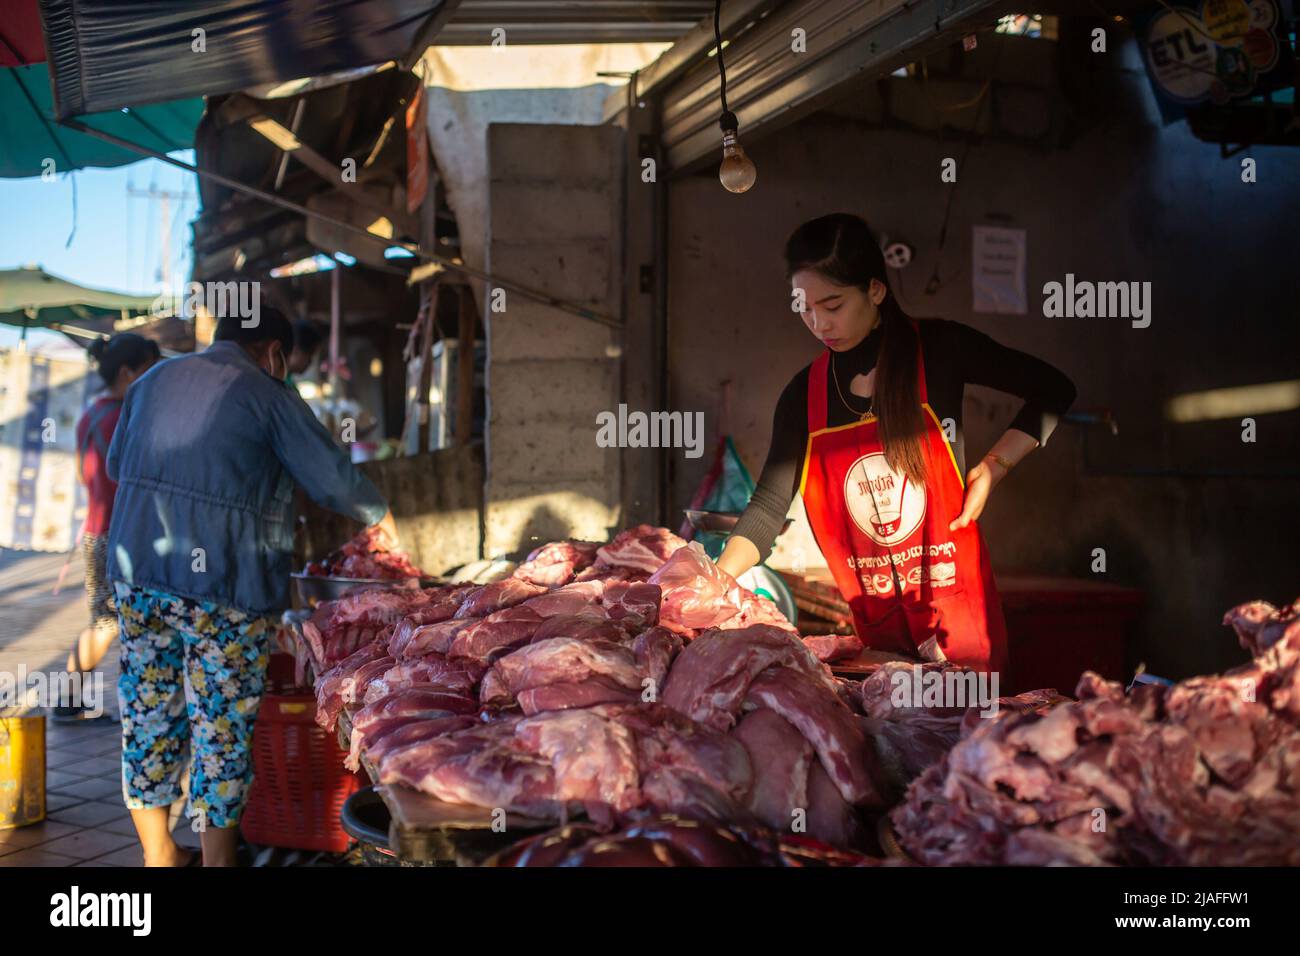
[330,265,341,426]
[59,119,621,330]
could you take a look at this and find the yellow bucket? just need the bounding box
[0,714,46,829]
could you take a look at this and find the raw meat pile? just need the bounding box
[306,524,906,845]
[303,525,426,580]
[302,583,471,667]
[890,596,1300,865]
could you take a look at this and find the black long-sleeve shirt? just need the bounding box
[731,318,1077,563]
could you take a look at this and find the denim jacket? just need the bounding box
[106,340,388,614]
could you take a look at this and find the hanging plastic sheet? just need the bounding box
[38,0,446,118]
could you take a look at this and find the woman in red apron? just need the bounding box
[719,214,1076,675]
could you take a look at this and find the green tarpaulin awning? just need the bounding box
[0,266,159,328]
[0,62,204,178]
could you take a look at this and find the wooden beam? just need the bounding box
[455,285,476,446]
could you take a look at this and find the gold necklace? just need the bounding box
[830,351,874,420]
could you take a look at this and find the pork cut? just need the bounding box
[350,684,480,736]
[454,577,549,620]
[377,702,752,825]
[446,580,610,663]
[593,524,687,574]
[891,598,1300,865]
[512,539,600,587]
[362,655,483,705]
[314,643,390,731]
[661,624,837,731]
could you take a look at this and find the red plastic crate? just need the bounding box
[241,654,363,853]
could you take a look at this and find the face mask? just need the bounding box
[264,348,287,382]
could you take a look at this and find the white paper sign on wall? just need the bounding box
[971,225,1027,315]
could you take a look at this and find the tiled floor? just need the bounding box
[1,549,351,868]
[0,549,191,867]
[0,719,200,867]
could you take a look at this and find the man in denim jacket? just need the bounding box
[106,303,396,866]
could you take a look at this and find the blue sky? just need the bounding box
[0,153,199,349]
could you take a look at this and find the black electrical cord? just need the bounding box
[715,0,737,132]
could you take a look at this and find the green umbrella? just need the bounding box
[0,62,204,178]
[0,266,159,333]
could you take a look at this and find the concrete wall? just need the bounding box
[483,123,625,557]
[665,37,1300,678]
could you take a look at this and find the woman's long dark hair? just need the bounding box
[785,213,928,485]
[87,333,160,388]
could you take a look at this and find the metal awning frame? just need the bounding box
[58,120,620,330]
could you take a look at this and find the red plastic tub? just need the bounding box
[240,653,363,853]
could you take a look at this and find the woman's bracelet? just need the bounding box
[985,452,1015,472]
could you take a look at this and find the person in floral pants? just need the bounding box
[104,306,395,865]
[115,583,274,838]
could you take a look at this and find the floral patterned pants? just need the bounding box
[113,582,273,828]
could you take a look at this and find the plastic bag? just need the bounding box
[647,542,745,631]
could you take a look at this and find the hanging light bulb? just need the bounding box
[718,110,756,193]
[712,0,756,194]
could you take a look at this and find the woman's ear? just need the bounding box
[869,278,888,306]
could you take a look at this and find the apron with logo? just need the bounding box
[798,336,1009,674]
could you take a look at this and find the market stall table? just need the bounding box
[285,608,552,865]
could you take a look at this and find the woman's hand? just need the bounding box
[949,458,1007,532]
[374,509,400,549]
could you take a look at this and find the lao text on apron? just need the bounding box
[798,336,1009,674]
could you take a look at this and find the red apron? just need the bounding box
[798,336,1009,674]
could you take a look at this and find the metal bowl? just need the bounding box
[290,572,444,607]
[684,509,794,536]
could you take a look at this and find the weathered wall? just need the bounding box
[483,123,625,557]
[296,444,483,574]
[665,36,1300,678]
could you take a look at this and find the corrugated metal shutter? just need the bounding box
[659,0,1000,172]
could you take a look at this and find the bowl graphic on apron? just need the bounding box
[843,452,926,547]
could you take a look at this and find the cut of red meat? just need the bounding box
[363,655,483,704]
[303,584,469,666]
[447,580,610,664]
[377,703,751,825]
[303,525,426,579]
[661,624,836,731]
[648,542,797,636]
[891,604,1300,865]
[744,667,882,808]
[488,637,642,697]
[732,707,814,832]
[594,524,687,574]
[448,609,544,663]
[454,577,549,619]
[391,617,476,659]
[633,626,683,696]
[805,759,867,850]
[647,543,743,632]
[480,625,684,715]
[1224,597,1300,656]
[573,564,650,584]
[345,713,480,772]
[383,591,472,657]
[517,676,643,715]
[350,684,480,736]
[512,540,600,587]
[600,581,661,627]
[803,634,863,663]
[314,643,390,731]
[345,655,397,710]
[529,612,626,645]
